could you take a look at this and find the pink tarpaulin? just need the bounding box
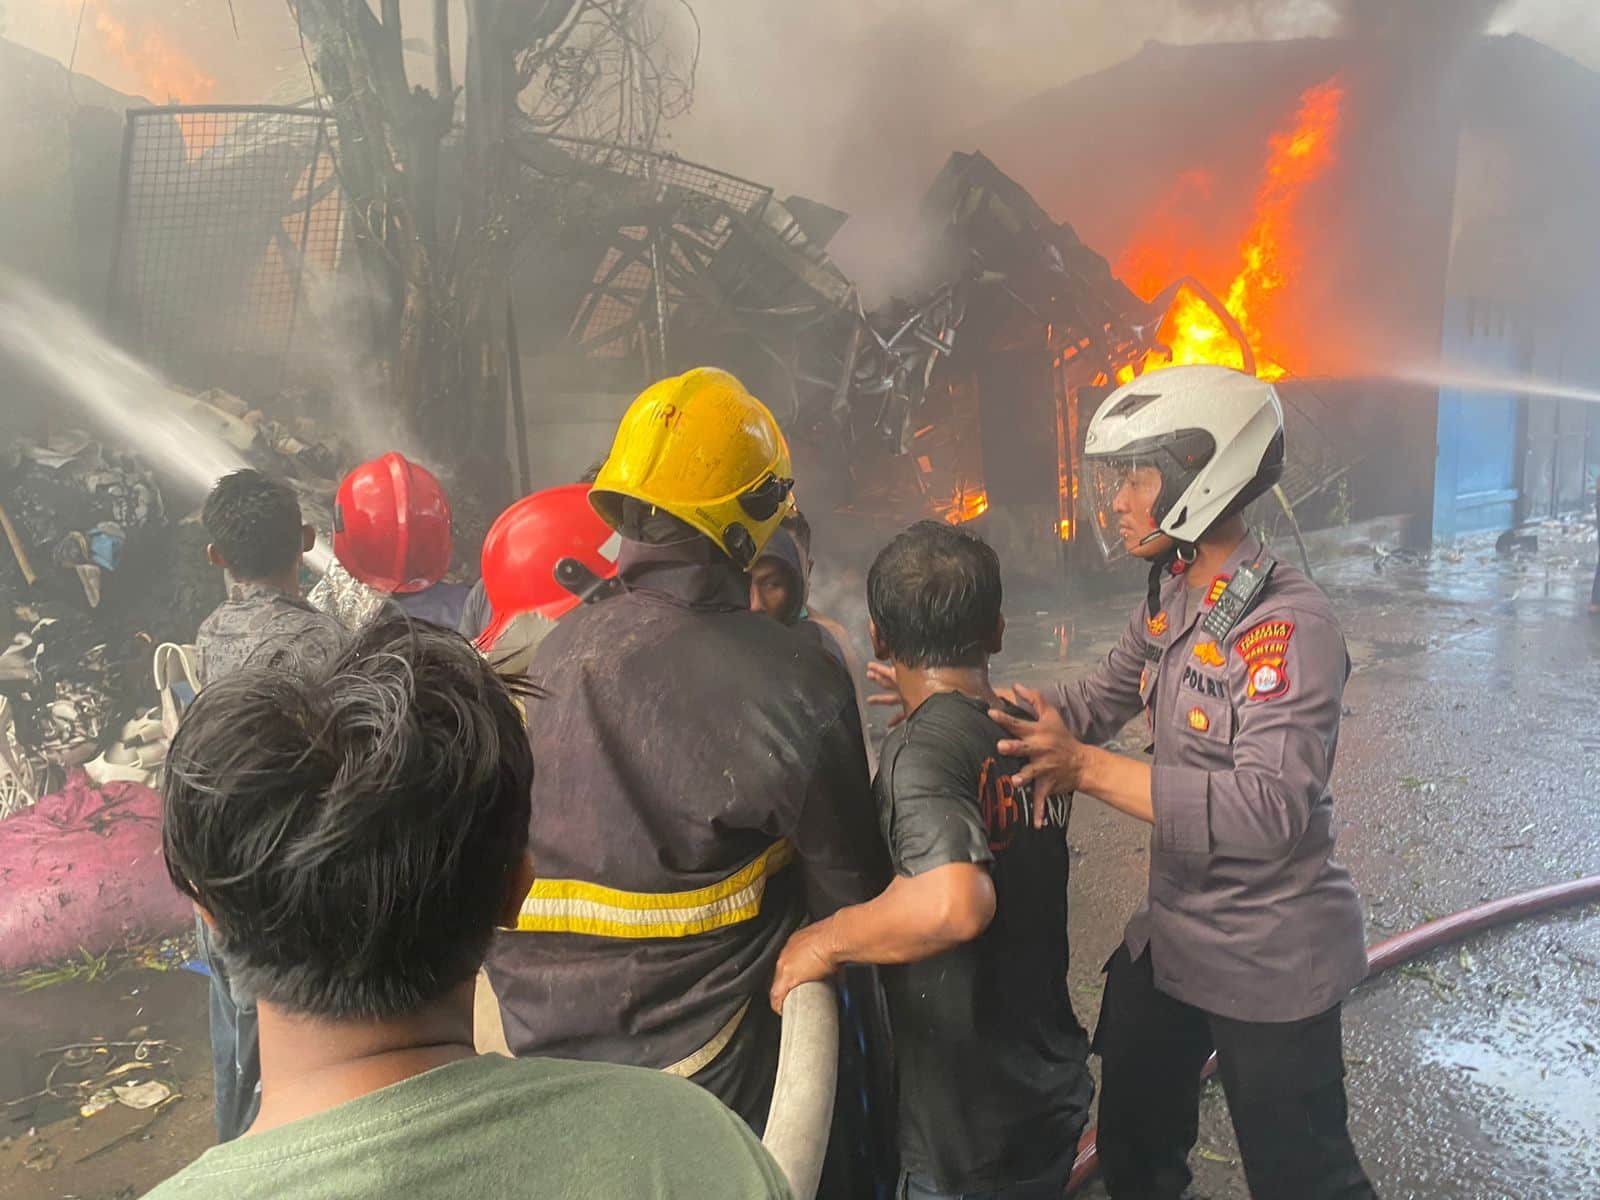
[0,770,192,973]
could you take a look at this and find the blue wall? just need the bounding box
[1432,297,1525,542]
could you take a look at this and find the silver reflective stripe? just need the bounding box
[661,1000,749,1078]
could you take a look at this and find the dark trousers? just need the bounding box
[898,1160,1072,1200]
[1094,946,1376,1200]
[688,996,781,1134]
[196,915,260,1143]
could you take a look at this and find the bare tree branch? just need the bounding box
[285,0,700,469]
[433,0,453,103]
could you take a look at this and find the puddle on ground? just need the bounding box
[1413,995,1600,1192]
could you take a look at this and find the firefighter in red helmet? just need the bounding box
[472,483,623,672]
[310,452,469,630]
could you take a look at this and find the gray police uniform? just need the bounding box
[1052,533,1374,1200]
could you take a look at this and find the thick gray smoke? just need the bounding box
[671,0,1344,298]
[1333,0,1510,39]
[667,0,1588,300]
[5,0,1596,317]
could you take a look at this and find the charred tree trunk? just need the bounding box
[290,0,687,514]
[292,0,444,429]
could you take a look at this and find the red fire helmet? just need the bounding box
[332,452,453,594]
[475,483,622,650]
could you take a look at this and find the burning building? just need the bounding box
[971,32,1600,542]
[11,26,1600,587]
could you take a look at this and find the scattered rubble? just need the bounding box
[0,389,351,822]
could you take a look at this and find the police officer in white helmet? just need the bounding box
[991,365,1376,1199]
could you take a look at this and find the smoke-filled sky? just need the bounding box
[5,0,1597,289]
[7,3,1596,165]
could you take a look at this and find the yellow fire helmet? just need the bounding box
[590,367,797,569]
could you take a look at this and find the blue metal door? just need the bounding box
[1432,297,1524,541]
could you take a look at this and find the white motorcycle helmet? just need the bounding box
[1083,364,1285,559]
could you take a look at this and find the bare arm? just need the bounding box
[769,863,995,1012]
[1073,745,1154,824]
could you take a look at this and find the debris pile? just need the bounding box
[3,1035,183,1129]
[0,389,349,819]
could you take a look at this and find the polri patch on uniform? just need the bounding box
[1146,611,1169,637]
[1192,640,1225,668]
[1181,664,1227,699]
[1236,619,1294,702]
[1186,706,1210,732]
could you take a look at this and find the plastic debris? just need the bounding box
[112,1080,173,1110]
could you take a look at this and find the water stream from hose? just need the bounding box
[1389,366,1600,405]
[0,272,331,571]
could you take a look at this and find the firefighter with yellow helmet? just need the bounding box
[484,368,890,1128]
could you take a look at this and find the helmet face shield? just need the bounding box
[1086,458,1167,560]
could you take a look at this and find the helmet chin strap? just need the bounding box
[1145,537,1198,619]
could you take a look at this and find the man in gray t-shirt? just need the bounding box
[191,470,342,1144]
[195,472,341,686]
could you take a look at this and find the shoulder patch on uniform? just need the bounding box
[1192,640,1225,668]
[1146,611,1169,637]
[1236,619,1294,702]
[1204,575,1231,607]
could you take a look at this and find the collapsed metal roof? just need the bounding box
[515,137,1177,457]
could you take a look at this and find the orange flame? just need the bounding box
[52,0,218,104]
[1117,77,1345,382]
[940,487,989,525]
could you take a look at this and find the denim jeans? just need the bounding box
[196,914,260,1142]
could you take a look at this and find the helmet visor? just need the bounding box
[1085,458,1168,561]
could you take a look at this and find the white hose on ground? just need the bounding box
[762,980,840,1200]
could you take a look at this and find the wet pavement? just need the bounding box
[991,518,1600,1200]
[3,520,1599,1199]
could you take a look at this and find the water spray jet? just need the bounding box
[0,272,332,572]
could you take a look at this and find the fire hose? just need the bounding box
[470,879,1597,1195]
[1064,873,1600,1193]
[761,981,840,1200]
[473,972,841,1200]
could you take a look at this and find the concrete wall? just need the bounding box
[0,38,142,309]
[511,381,635,492]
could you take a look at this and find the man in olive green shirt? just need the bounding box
[150,616,789,1199]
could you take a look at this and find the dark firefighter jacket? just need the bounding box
[485,536,891,1121]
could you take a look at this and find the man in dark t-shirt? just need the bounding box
[771,520,1093,1199]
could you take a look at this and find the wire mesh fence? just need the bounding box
[107,106,345,395]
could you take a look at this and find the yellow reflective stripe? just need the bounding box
[517,839,795,938]
[529,839,794,911]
